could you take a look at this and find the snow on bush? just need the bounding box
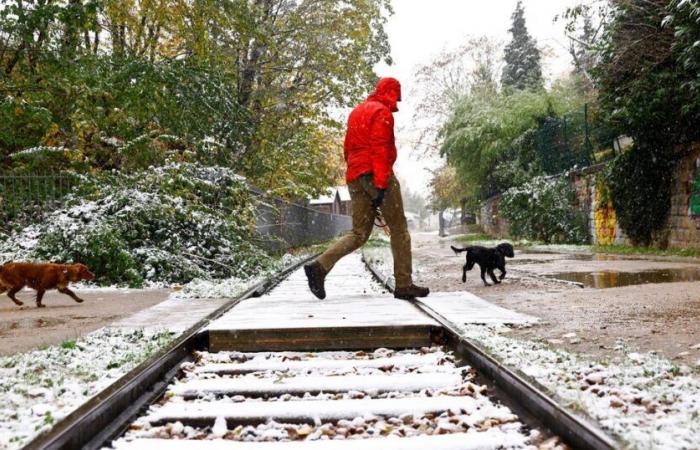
[0,163,274,286]
[500,175,589,244]
[0,328,173,450]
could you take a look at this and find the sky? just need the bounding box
[369,0,581,196]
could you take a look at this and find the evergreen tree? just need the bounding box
[501,1,543,91]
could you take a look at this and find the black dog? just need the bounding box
[450,243,515,286]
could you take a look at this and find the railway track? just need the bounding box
[23,254,619,450]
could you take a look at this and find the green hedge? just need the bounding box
[500,175,589,244]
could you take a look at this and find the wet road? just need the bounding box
[0,288,170,355]
[404,232,700,367]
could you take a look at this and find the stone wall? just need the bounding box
[668,145,700,249]
[477,147,700,248]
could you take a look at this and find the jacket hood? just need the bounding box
[367,77,401,112]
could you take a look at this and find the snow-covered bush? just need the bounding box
[500,175,589,244]
[0,163,273,286]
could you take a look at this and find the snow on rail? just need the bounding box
[195,353,450,374]
[169,373,464,398]
[146,396,513,425]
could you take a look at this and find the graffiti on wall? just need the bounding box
[593,179,617,246]
[689,158,700,223]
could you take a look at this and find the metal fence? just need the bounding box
[534,103,617,175]
[249,188,351,253]
[0,173,351,252]
[0,173,76,226]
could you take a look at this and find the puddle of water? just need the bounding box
[546,268,700,288]
[518,251,622,262]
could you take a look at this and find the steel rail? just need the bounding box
[362,256,620,450]
[23,254,318,450]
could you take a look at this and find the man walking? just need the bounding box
[304,77,430,301]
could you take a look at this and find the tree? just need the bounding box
[439,80,585,200]
[428,165,464,213]
[592,0,700,246]
[411,36,502,155]
[0,0,392,198]
[501,1,543,91]
[559,1,611,94]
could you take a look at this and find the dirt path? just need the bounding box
[411,232,700,367]
[0,288,170,355]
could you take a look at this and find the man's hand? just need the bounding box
[371,188,386,209]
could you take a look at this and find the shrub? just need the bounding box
[0,98,53,162]
[608,146,676,246]
[501,175,589,244]
[0,163,273,286]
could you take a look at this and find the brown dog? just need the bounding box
[0,262,95,308]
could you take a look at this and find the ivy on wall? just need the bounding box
[607,146,676,247]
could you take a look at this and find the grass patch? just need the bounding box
[365,237,390,248]
[60,340,77,350]
[592,244,700,258]
[457,233,496,242]
[454,232,700,258]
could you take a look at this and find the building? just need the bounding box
[336,186,352,216]
[308,186,352,216]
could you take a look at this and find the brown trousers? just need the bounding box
[317,174,413,288]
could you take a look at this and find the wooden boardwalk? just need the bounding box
[207,254,440,351]
[207,253,536,352]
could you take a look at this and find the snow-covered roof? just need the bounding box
[337,186,351,202]
[309,186,351,205]
[309,189,338,205]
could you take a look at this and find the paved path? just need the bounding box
[0,288,170,355]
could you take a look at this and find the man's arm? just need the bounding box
[368,108,395,189]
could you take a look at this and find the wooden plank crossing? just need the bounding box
[207,254,440,351]
[417,292,538,326]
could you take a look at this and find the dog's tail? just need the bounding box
[450,245,471,254]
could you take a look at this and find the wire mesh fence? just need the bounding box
[534,103,617,175]
[248,187,351,253]
[0,173,351,253]
[0,172,76,226]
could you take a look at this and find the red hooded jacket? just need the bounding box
[344,78,401,190]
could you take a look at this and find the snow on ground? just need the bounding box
[0,251,311,449]
[171,252,310,300]
[461,325,700,449]
[363,245,700,448]
[0,328,173,450]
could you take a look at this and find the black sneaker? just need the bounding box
[394,284,430,300]
[304,261,327,299]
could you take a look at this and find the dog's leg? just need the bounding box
[462,264,468,283]
[498,266,506,280]
[488,269,500,284]
[58,287,84,303]
[480,267,491,286]
[35,289,46,308]
[7,287,23,306]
